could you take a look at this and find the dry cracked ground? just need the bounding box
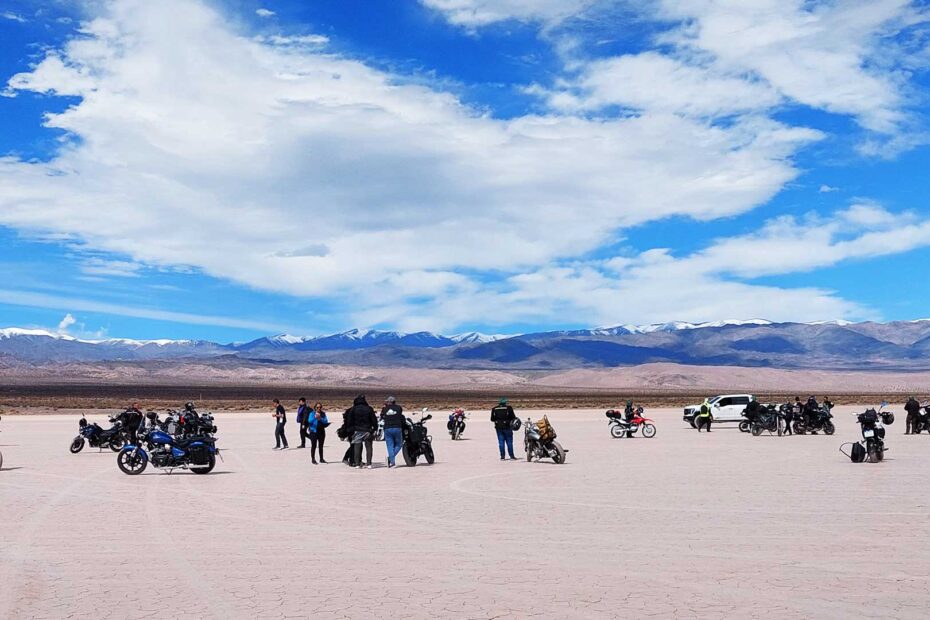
[1,406,929,619]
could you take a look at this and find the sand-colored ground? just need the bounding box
[1,406,929,619]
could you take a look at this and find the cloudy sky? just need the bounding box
[1,0,929,341]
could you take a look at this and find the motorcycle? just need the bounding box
[852,404,893,463]
[912,405,930,434]
[524,415,567,464]
[70,414,126,453]
[606,408,656,439]
[448,409,467,440]
[793,406,835,435]
[749,404,785,436]
[402,408,435,466]
[374,417,385,442]
[117,425,219,475]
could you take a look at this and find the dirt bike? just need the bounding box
[606,409,656,439]
[525,416,567,464]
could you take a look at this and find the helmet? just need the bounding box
[626,400,632,406]
[385,396,396,405]
[185,402,195,411]
[510,418,522,431]
[146,411,158,420]
[499,397,508,405]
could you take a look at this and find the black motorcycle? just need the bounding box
[855,405,893,463]
[70,414,125,453]
[750,404,785,436]
[402,408,435,466]
[793,406,835,435]
[913,406,930,434]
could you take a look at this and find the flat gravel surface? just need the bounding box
[1,406,929,619]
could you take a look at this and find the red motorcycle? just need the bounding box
[606,408,656,439]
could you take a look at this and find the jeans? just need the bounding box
[496,428,515,458]
[275,422,288,448]
[384,427,403,465]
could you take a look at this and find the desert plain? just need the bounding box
[1,404,929,619]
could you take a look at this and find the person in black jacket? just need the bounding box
[380,396,405,468]
[272,399,288,450]
[345,395,377,469]
[905,396,921,434]
[296,398,309,448]
[491,398,517,460]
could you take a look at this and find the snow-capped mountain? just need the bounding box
[3,319,930,370]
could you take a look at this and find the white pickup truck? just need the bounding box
[683,394,753,427]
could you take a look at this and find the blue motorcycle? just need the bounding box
[117,427,218,475]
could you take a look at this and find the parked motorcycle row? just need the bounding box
[738,402,836,437]
[70,402,220,476]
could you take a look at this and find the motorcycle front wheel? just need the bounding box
[70,437,85,453]
[610,425,625,439]
[642,424,656,438]
[423,443,435,465]
[550,441,566,464]
[823,421,836,435]
[751,424,763,437]
[191,453,216,475]
[402,444,417,467]
[525,441,533,462]
[117,450,148,475]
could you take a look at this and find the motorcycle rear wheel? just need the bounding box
[109,437,125,452]
[551,441,566,464]
[70,437,85,454]
[191,453,216,474]
[823,421,836,436]
[402,445,417,467]
[867,442,881,463]
[738,420,750,433]
[610,425,625,439]
[642,424,656,438]
[117,450,148,475]
[751,424,763,437]
[423,443,435,465]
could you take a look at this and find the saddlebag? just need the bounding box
[188,443,211,465]
[536,416,556,442]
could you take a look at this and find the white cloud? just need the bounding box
[0,0,818,302]
[419,0,593,26]
[2,11,27,23]
[255,8,275,18]
[80,258,143,278]
[57,313,77,334]
[819,184,839,193]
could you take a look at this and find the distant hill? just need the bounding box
[2,319,930,371]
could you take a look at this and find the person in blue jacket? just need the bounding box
[306,402,329,464]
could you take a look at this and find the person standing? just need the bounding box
[296,398,310,448]
[696,398,712,432]
[307,402,329,464]
[272,398,288,450]
[380,396,405,468]
[782,400,794,436]
[491,398,517,460]
[345,395,377,469]
[905,396,921,434]
[623,400,636,438]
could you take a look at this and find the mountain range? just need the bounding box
[3,319,930,371]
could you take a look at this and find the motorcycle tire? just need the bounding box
[689,418,698,429]
[738,420,750,433]
[375,430,385,442]
[793,421,805,435]
[610,425,625,439]
[191,453,216,475]
[452,428,461,441]
[70,437,85,454]
[751,424,763,437]
[867,442,881,464]
[423,443,435,465]
[551,441,566,464]
[109,437,125,453]
[823,421,836,436]
[642,424,656,438]
[402,445,416,467]
[117,450,148,475]
[0,449,3,470]
[526,441,533,462]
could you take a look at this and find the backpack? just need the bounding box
[850,442,866,463]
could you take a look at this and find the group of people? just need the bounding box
[271,398,330,463]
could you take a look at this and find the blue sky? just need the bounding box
[1,0,929,342]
